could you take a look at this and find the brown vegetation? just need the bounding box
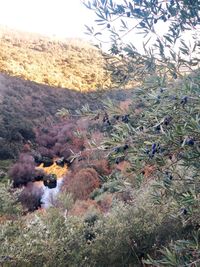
[69,199,100,216]
[64,168,100,200]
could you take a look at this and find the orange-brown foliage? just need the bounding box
[97,193,113,213]
[71,136,85,150]
[69,199,100,216]
[72,157,111,177]
[64,168,100,200]
[116,160,130,174]
[88,159,111,176]
[143,164,156,178]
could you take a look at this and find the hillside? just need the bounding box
[0,26,112,91]
[0,68,199,266]
[0,72,135,160]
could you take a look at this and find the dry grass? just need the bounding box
[0,26,112,91]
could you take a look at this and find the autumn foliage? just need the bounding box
[64,168,100,200]
[69,199,100,216]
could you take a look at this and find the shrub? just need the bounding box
[64,168,100,200]
[69,199,100,216]
[0,183,22,217]
[9,153,36,187]
[18,182,43,212]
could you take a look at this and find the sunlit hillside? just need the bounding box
[0,26,112,91]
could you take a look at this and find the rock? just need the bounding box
[43,174,57,189]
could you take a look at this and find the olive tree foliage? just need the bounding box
[83,0,200,85]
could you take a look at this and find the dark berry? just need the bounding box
[115,157,124,164]
[170,0,174,5]
[186,138,194,146]
[163,116,172,126]
[154,19,158,24]
[106,120,111,125]
[165,171,173,180]
[107,23,111,28]
[152,148,156,155]
[114,147,121,153]
[145,149,150,154]
[113,115,120,120]
[122,115,129,123]
[124,144,129,150]
[140,22,146,27]
[115,158,120,164]
[152,143,157,150]
[161,15,167,22]
[103,113,109,122]
[181,96,188,105]
[127,12,130,17]
[181,208,187,215]
[155,125,161,132]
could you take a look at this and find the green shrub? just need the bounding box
[0,183,22,217]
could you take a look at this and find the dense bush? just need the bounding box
[0,183,22,217]
[18,182,43,212]
[35,120,85,159]
[9,153,36,187]
[63,168,100,200]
